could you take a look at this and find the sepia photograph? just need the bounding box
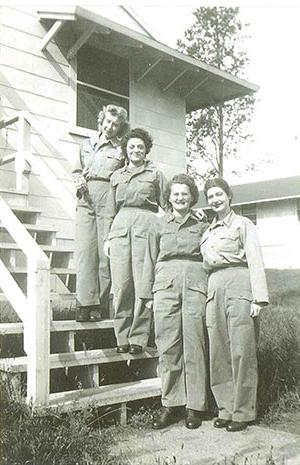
[0,2,300,464]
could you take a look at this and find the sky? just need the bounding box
[134,5,300,183]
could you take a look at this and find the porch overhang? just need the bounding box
[38,6,259,113]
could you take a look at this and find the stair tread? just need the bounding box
[0,223,58,232]
[0,347,158,372]
[48,377,161,410]
[0,242,74,252]
[0,319,114,334]
[6,267,75,274]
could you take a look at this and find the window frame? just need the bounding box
[68,49,130,137]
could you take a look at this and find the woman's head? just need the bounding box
[204,177,232,217]
[121,128,153,166]
[164,173,199,213]
[97,104,129,139]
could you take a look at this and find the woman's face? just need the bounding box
[126,137,147,166]
[169,183,193,215]
[99,113,121,140]
[206,186,231,218]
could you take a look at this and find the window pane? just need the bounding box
[77,84,129,130]
[77,46,129,96]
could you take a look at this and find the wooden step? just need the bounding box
[47,377,161,411]
[0,347,158,373]
[9,206,42,214]
[5,267,75,275]
[0,224,58,233]
[0,242,74,252]
[0,319,114,335]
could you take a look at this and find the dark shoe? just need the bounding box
[76,306,90,322]
[116,345,130,353]
[185,409,202,429]
[226,421,248,432]
[89,311,102,322]
[214,418,231,428]
[152,407,181,430]
[129,344,143,354]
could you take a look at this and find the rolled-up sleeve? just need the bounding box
[241,218,269,305]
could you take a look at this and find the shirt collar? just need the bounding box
[209,209,235,230]
[120,159,153,174]
[166,210,198,225]
[92,133,119,149]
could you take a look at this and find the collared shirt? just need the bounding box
[72,134,124,181]
[140,211,209,298]
[200,210,269,303]
[103,161,167,238]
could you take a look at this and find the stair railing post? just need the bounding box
[26,257,50,406]
[16,114,31,192]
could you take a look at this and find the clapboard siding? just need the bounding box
[0,23,68,65]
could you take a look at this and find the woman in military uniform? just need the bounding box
[140,174,209,430]
[201,177,269,432]
[73,104,129,322]
[104,127,167,355]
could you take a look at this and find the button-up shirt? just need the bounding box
[200,210,269,304]
[103,161,167,239]
[140,211,209,299]
[72,133,124,181]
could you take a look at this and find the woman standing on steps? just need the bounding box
[72,104,129,323]
[140,174,209,430]
[201,177,269,432]
[103,127,167,355]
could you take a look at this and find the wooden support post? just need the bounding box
[26,260,50,406]
[40,20,65,52]
[120,402,127,426]
[16,115,31,192]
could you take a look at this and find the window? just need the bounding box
[76,45,129,131]
[241,204,257,225]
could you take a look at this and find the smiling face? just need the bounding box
[126,137,147,166]
[99,113,121,140]
[169,183,193,216]
[206,186,231,219]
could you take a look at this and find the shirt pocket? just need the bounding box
[160,230,177,252]
[218,231,240,254]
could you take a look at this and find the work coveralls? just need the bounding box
[73,134,124,314]
[140,212,209,410]
[200,210,269,422]
[103,161,167,348]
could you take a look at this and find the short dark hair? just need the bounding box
[204,177,233,202]
[121,127,153,156]
[164,173,199,210]
[97,104,129,138]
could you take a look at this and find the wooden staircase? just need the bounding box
[0,187,160,422]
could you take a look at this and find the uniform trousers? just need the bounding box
[75,180,111,313]
[206,266,259,422]
[109,207,158,348]
[153,260,208,411]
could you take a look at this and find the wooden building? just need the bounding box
[0,5,258,414]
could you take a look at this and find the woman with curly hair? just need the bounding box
[140,174,209,430]
[103,128,167,354]
[73,104,129,322]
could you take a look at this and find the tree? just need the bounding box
[177,7,255,181]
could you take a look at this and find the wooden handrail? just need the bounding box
[0,196,50,406]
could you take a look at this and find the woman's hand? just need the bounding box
[144,299,153,310]
[250,302,262,318]
[104,239,110,258]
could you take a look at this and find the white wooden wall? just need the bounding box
[256,199,300,269]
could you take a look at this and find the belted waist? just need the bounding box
[160,256,203,263]
[120,205,158,213]
[88,177,110,182]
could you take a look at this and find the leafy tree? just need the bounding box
[177,7,255,181]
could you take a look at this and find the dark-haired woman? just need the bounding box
[140,174,209,430]
[73,104,129,322]
[201,177,269,432]
[103,128,167,354]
